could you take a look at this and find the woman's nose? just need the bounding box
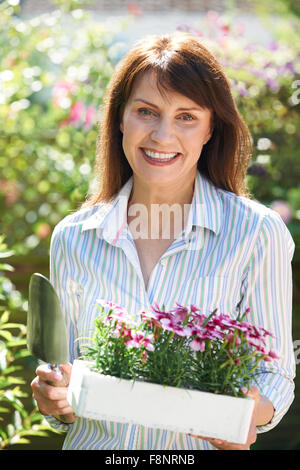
[150,118,175,145]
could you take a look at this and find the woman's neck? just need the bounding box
[129,174,195,206]
[127,175,196,240]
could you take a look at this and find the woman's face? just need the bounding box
[120,71,212,190]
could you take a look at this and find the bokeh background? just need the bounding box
[0,0,299,450]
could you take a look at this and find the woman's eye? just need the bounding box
[138,108,154,117]
[179,113,194,121]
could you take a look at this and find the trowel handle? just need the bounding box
[47,364,69,387]
[47,364,77,424]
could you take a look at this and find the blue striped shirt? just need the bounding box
[46,170,295,450]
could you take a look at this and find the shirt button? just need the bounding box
[160,259,168,266]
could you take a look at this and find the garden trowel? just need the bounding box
[27,273,76,422]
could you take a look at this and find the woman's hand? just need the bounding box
[189,385,261,450]
[31,362,77,424]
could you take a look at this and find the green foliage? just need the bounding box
[0,235,60,449]
[0,1,128,256]
[251,0,300,19]
[0,0,299,450]
[178,11,300,262]
[0,3,299,261]
[83,303,277,397]
[52,0,96,13]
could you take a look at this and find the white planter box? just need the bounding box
[67,359,255,445]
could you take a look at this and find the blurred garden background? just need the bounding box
[0,0,299,450]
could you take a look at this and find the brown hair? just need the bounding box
[81,32,252,207]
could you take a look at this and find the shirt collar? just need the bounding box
[81,176,133,243]
[186,170,223,236]
[81,170,223,241]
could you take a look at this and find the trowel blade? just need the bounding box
[27,273,69,364]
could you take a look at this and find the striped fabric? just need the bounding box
[46,170,295,450]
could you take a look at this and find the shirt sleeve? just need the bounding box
[44,221,81,432]
[237,208,296,433]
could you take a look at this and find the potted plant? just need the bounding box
[67,301,279,444]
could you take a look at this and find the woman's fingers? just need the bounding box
[58,363,73,381]
[32,377,68,400]
[31,362,74,417]
[189,434,249,450]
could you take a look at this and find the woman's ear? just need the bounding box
[119,107,124,133]
[204,129,212,145]
[204,112,214,144]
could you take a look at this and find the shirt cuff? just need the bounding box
[44,414,73,433]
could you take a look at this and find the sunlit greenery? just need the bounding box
[181,11,300,262]
[0,235,60,449]
[0,1,299,260]
[0,0,129,256]
[0,0,299,450]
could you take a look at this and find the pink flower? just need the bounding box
[206,10,219,24]
[160,318,192,337]
[125,332,154,351]
[69,101,86,124]
[263,356,272,362]
[268,350,280,360]
[36,222,51,239]
[84,106,97,130]
[127,2,143,16]
[98,299,124,311]
[140,310,162,331]
[260,327,276,339]
[225,333,234,342]
[190,304,201,314]
[171,303,189,322]
[190,337,205,352]
[270,200,292,224]
[235,22,246,36]
[211,312,237,330]
[52,80,77,107]
[151,302,168,319]
[97,299,132,325]
[0,180,19,206]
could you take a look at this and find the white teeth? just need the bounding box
[143,149,178,160]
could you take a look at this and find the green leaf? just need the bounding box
[0,323,24,330]
[0,330,12,341]
[0,311,10,323]
[3,377,26,386]
[13,350,31,360]
[21,430,51,438]
[6,423,15,438]
[0,250,14,259]
[2,365,23,375]
[13,410,22,430]
[12,438,31,445]
[0,406,10,413]
[0,263,14,271]
[30,413,45,423]
[0,429,7,440]
[6,339,27,347]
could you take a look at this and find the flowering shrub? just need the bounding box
[0,1,129,256]
[0,3,299,263]
[177,12,300,262]
[83,300,279,397]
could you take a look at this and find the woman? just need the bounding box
[31,32,295,450]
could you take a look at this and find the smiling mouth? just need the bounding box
[142,148,181,162]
